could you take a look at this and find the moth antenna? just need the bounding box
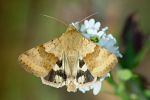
[78,12,99,24]
[41,14,68,27]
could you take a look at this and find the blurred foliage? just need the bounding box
[0,0,150,100]
[106,13,150,100]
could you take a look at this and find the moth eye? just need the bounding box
[79,60,85,68]
[56,60,62,67]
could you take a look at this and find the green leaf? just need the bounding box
[90,36,99,43]
[117,69,133,81]
[144,89,150,97]
[130,93,138,100]
[117,83,125,93]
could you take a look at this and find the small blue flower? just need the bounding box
[98,34,122,58]
[80,19,100,35]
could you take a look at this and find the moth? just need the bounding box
[18,24,118,92]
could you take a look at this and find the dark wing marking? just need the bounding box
[56,60,62,68]
[44,69,66,82]
[77,70,94,84]
[41,58,67,88]
[79,60,85,68]
[84,70,94,82]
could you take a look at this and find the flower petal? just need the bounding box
[84,20,90,28]
[93,82,102,95]
[93,29,97,35]
[87,29,93,34]
[102,27,109,32]
[79,86,91,93]
[81,33,91,39]
[88,19,95,28]
[97,31,105,38]
[80,24,86,32]
[94,22,101,30]
[87,29,98,35]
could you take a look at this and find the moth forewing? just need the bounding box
[18,47,51,77]
[92,53,117,77]
[41,77,65,88]
[84,45,118,77]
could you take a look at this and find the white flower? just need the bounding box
[97,27,108,38]
[80,19,101,35]
[78,73,110,95]
[98,34,122,58]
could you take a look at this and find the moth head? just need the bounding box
[66,24,77,32]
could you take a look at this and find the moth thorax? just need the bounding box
[68,56,76,66]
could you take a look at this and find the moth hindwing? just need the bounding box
[18,25,118,92]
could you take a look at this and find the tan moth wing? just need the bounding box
[83,46,118,77]
[18,41,59,77]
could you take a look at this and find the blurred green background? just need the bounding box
[0,0,150,100]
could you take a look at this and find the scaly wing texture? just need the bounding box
[43,26,96,58]
[18,44,58,77]
[84,45,118,77]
